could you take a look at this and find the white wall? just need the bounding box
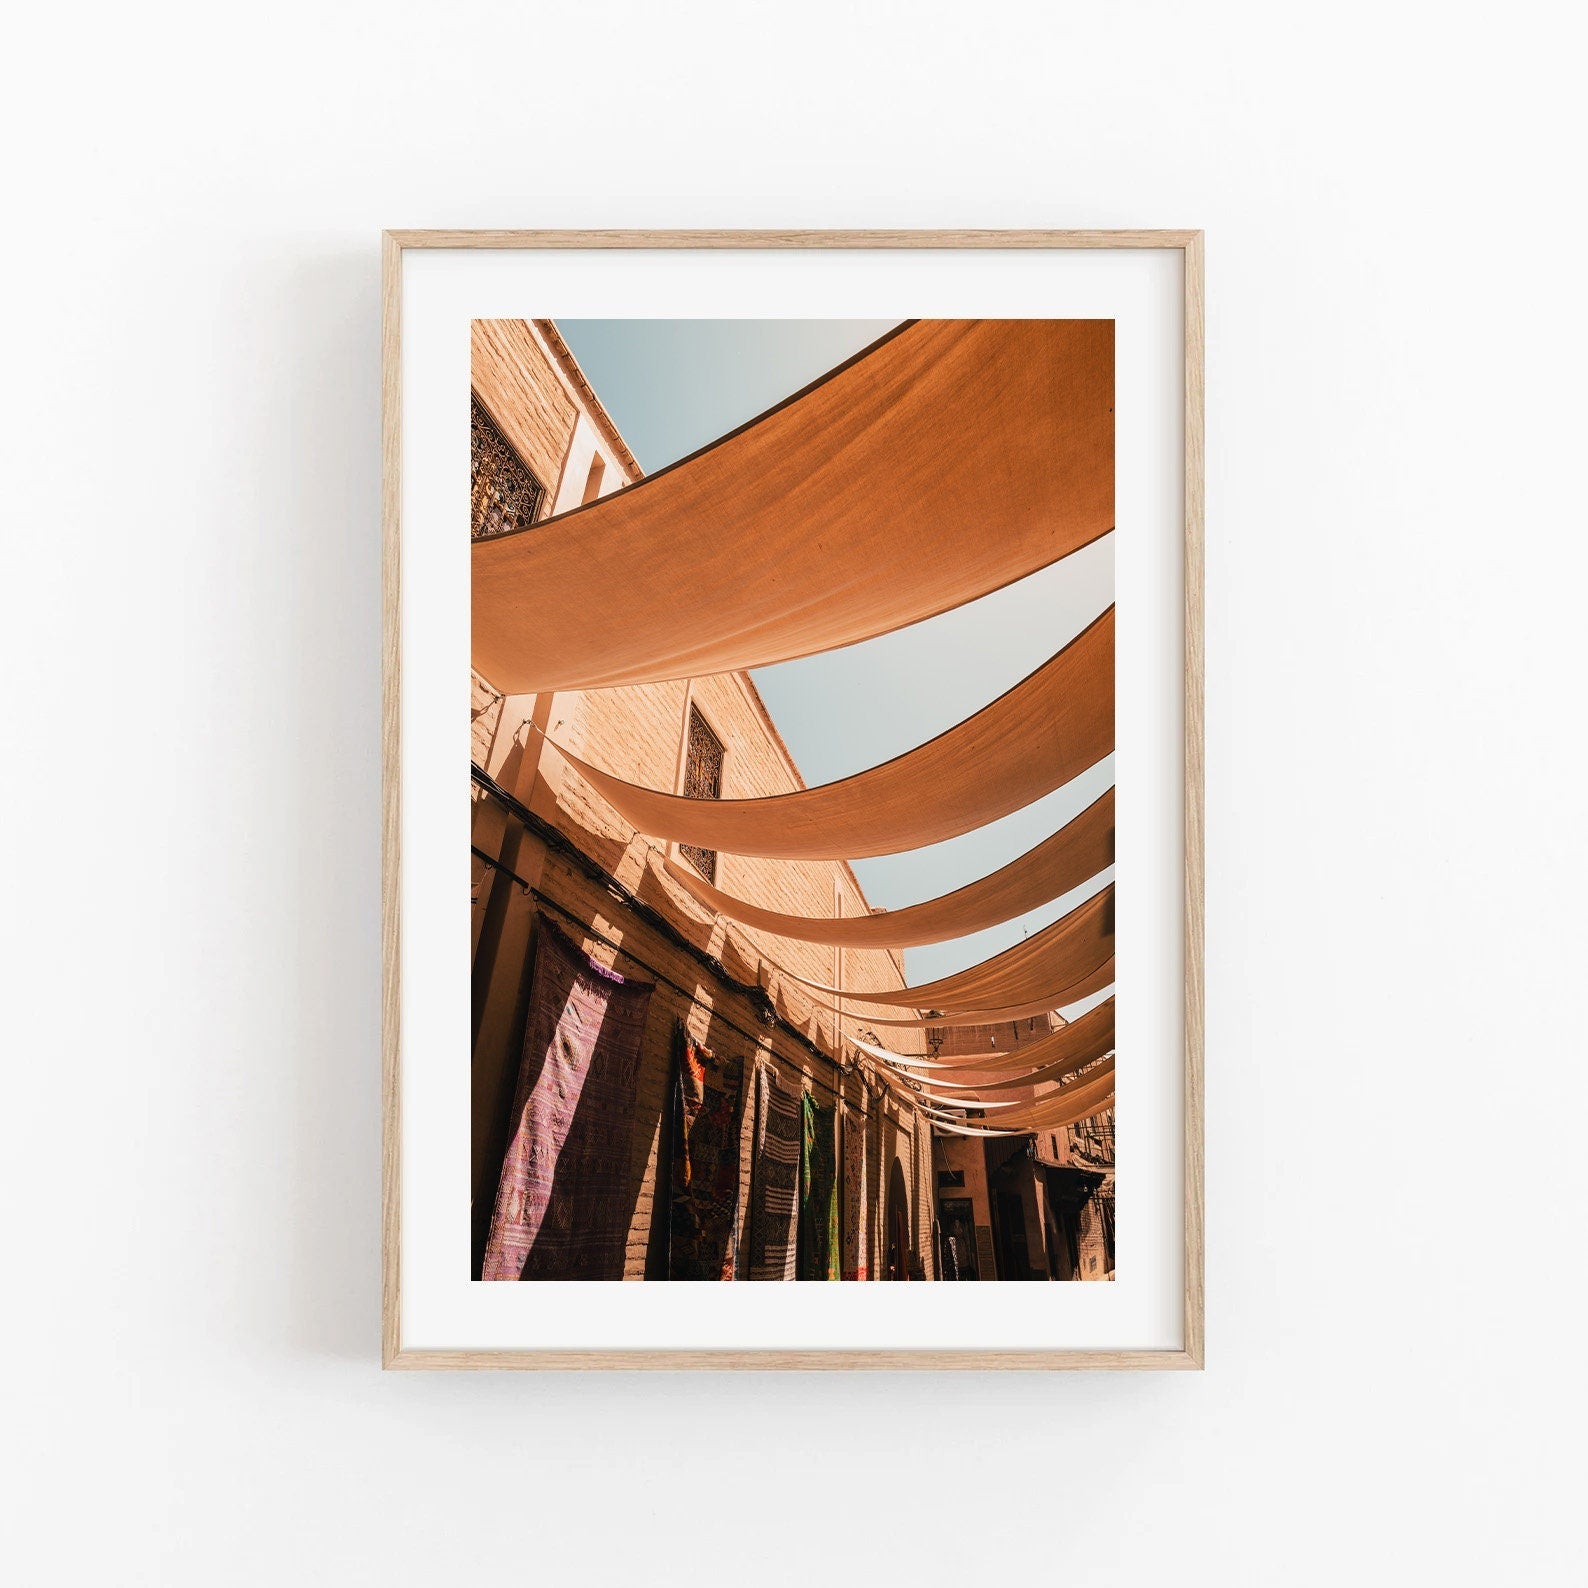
[550,414,624,516]
[3,3,1584,1583]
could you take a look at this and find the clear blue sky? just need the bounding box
[558,320,1115,989]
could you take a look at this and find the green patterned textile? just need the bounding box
[798,1092,840,1281]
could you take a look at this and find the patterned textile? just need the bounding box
[841,1103,870,1280]
[941,1231,961,1281]
[748,1066,801,1280]
[867,1106,884,1281]
[481,917,654,1281]
[799,1092,840,1281]
[667,1028,747,1281]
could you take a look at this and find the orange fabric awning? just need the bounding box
[662,789,1113,948]
[921,1054,1117,1117]
[817,959,1114,1029]
[866,998,1114,1083]
[971,1066,1117,1129]
[778,883,1113,1011]
[541,608,1113,861]
[906,1093,1031,1111]
[919,1118,1032,1139]
[918,1062,1115,1125]
[920,1085,1115,1137]
[472,319,1115,694]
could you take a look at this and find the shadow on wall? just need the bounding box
[634,856,716,954]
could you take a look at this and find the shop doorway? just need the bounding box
[938,1196,979,1280]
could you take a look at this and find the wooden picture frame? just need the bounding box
[382,229,1204,1369]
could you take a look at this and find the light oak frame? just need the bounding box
[381,229,1205,1370]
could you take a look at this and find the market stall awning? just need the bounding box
[539,608,1113,861]
[472,319,1115,694]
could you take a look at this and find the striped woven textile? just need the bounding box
[799,1093,839,1281]
[480,917,654,1281]
[867,1106,885,1280]
[841,1104,870,1280]
[748,1066,801,1281]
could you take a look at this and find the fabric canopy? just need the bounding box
[861,998,1114,1082]
[662,789,1113,948]
[966,1063,1117,1129]
[920,1046,1111,1092]
[473,319,1115,694]
[819,959,1114,1030]
[918,1117,1031,1139]
[918,1064,1115,1130]
[920,1083,1115,1137]
[850,1037,1056,1069]
[900,1092,1029,1111]
[779,883,1113,1011]
[920,1053,1115,1111]
[540,608,1113,861]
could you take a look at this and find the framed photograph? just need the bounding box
[382,229,1203,1368]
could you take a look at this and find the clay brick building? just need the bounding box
[1032,1106,1115,1281]
[468,319,939,1280]
[928,1016,1116,1281]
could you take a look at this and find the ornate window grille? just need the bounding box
[470,394,547,540]
[678,705,724,882]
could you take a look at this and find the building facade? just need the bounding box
[468,320,940,1280]
[928,1015,1116,1281]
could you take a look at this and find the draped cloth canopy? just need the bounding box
[540,607,1114,862]
[662,789,1113,949]
[904,1093,1030,1111]
[855,997,1115,1082]
[818,959,1114,1030]
[778,883,1114,1012]
[915,1060,1116,1125]
[970,1065,1117,1129]
[472,319,1116,695]
[921,1054,1117,1117]
[924,1117,1047,1139]
[918,1080,1116,1137]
